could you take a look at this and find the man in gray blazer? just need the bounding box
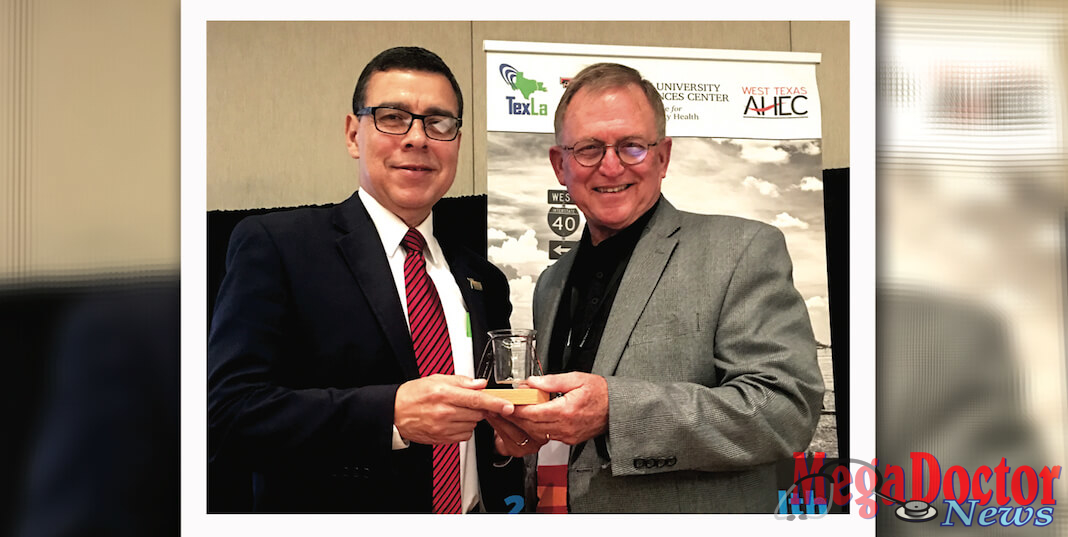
[487,63,825,513]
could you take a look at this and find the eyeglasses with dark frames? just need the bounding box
[355,106,462,141]
[560,138,659,167]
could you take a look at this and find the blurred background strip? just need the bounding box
[878,0,1067,535]
[1,0,179,535]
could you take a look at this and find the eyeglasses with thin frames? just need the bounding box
[355,106,462,141]
[560,138,659,167]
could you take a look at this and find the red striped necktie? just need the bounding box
[402,228,462,514]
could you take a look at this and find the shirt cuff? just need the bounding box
[392,424,411,450]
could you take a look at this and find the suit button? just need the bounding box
[645,459,657,469]
[656,458,667,467]
[667,457,677,467]
[634,458,644,469]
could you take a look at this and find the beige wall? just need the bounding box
[208,21,849,210]
[1,0,180,279]
[207,22,473,210]
[0,17,847,278]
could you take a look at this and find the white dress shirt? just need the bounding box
[358,189,480,513]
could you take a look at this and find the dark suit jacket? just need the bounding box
[207,192,522,512]
[16,282,180,537]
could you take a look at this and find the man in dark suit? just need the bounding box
[208,46,523,513]
[489,63,824,512]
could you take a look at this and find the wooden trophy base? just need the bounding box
[484,388,550,405]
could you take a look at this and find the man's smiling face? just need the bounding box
[346,69,461,227]
[549,83,671,244]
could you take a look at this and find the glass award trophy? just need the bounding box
[480,329,549,405]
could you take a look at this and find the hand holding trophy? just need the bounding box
[479,329,550,405]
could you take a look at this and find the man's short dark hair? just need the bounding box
[351,46,464,117]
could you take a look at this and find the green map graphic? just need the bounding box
[512,72,547,99]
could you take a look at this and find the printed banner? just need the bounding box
[486,40,827,343]
[484,40,834,495]
[486,40,822,139]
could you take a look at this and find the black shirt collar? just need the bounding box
[577,198,661,259]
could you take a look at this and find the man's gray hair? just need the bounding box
[553,62,666,144]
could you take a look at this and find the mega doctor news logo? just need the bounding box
[776,453,1061,528]
[499,63,549,116]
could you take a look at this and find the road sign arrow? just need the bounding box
[548,240,578,260]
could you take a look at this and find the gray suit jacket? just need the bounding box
[532,198,824,513]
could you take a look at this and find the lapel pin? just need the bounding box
[468,278,483,291]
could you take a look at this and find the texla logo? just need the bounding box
[499,63,549,116]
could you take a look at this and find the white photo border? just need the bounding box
[181,1,874,535]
